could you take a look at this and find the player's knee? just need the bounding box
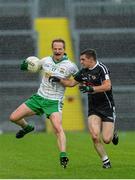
[102,136,112,144]
[9,113,17,122]
[54,125,63,134]
[91,133,100,143]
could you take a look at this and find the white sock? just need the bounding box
[102,155,110,164]
[102,155,108,161]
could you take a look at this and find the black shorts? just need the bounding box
[88,106,116,122]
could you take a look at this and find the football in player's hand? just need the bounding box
[26,56,41,73]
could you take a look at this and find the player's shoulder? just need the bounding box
[40,56,54,65]
[63,58,77,66]
[41,56,52,61]
[97,61,109,73]
[98,61,108,68]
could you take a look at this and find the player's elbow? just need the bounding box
[104,80,112,91]
[106,84,111,91]
[102,80,112,91]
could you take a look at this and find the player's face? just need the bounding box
[52,42,65,61]
[80,54,94,68]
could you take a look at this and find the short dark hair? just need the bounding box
[80,48,97,60]
[52,38,65,49]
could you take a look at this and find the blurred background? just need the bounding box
[0,0,135,133]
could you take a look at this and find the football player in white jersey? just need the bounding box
[9,39,79,168]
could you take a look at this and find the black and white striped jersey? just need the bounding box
[74,61,115,109]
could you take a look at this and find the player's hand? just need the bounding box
[20,60,28,70]
[49,76,61,83]
[79,85,94,93]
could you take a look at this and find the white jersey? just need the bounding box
[37,56,79,101]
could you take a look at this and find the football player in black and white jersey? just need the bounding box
[49,48,119,169]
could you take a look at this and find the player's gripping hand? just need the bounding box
[20,60,28,70]
[49,76,61,83]
[79,85,94,93]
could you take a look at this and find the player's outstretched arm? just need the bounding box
[60,78,78,87]
[49,76,78,87]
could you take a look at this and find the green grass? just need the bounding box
[0,131,135,179]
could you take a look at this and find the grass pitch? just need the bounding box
[0,131,135,179]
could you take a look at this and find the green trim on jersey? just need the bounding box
[25,94,63,118]
[51,54,68,64]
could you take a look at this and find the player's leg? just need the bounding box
[102,121,114,144]
[111,107,119,145]
[9,103,36,138]
[112,119,119,145]
[101,121,114,168]
[50,112,69,168]
[112,128,119,145]
[50,112,66,151]
[88,115,111,168]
